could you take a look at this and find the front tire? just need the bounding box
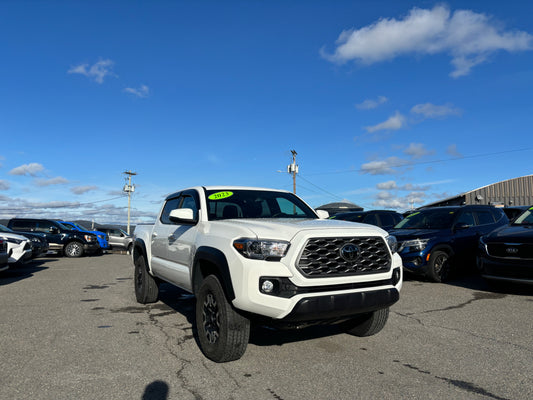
[344,308,389,337]
[427,250,450,283]
[196,275,250,363]
[134,255,159,303]
[64,241,84,258]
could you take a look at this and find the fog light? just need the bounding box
[261,280,274,293]
[392,268,401,286]
[413,256,423,266]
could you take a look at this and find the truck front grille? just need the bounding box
[296,236,391,278]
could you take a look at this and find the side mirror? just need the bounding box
[316,210,330,219]
[169,208,198,224]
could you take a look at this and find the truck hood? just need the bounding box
[212,218,387,241]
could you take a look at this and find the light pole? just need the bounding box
[287,150,298,194]
[123,170,137,234]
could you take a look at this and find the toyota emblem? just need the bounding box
[340,243,359,262]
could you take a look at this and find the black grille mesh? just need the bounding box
[297,236,391,277]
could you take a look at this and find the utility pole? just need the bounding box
[123,170,137,234]
[287,150,298,194]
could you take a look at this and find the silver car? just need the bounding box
[98,228,133,253]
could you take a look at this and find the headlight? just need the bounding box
[31,237,40,243]
[6,237,24,245]
[398,238,429,253]
[386,235,398,253]
[84,235,96,242]
[233,238,290,260]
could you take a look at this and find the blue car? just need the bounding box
[59,221,110,251]
[390,205,508,282]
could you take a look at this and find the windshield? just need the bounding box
[61,222,77,231]
[205,189,317,220]
[73,222,90,231]
[513,208,533,225]
[394,209,457,230]
[56,222,73,230]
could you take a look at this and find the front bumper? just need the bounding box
[478,255,533,285]
[231,251,403,320]
[281,287,400,322]
[0,252,9,270]
[84,242,102,254]
[398,250,431,274]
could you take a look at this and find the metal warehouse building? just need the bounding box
[422,174,533,208]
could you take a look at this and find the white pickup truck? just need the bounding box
[133,186,402,362]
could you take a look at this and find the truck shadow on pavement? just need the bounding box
[156,282,346,348]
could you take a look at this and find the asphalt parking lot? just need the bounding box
[1,254,531,400]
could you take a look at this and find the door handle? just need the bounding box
[151,233,158,240]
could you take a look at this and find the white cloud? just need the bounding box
[322,5,533,77]
[403,143,435,159]
[34,177,69,187]
[71,185,98,195]
[373,191,427,210]
[9,163,44,177]
[355,96,388,110]
[0,180,10,190]
[376,180,397,190]
[411,103,462,118]
[68,59,116,84]
[124,85,150,98]
[447,144,463,158]
[360,157,408,175]
[376,180,431,192]
[364,111,406,133]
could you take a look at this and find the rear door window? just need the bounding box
[475,210,495,226]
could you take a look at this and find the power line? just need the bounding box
[304,147,533,176]
[297,175,344,201]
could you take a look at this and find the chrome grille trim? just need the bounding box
[296,236,391,278]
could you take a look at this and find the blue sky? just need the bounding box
[1,1,533,224]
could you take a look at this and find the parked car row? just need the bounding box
[0,218,134,273]
[331,205,532,286]
[0,223,48,267]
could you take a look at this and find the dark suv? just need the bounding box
[478,206,533,285]
[8,218,100,258]
[389,205,508,282]
[330,210,403,231]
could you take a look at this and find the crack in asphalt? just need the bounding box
[145,305,201,399]
[393,310,532,354]
[392,360,511,400]
[417,291,508,314]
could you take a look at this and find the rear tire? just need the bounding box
[134,255,159,303]
[64,241,84,258]
[196,275,250,363]
[344,308,389,337]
